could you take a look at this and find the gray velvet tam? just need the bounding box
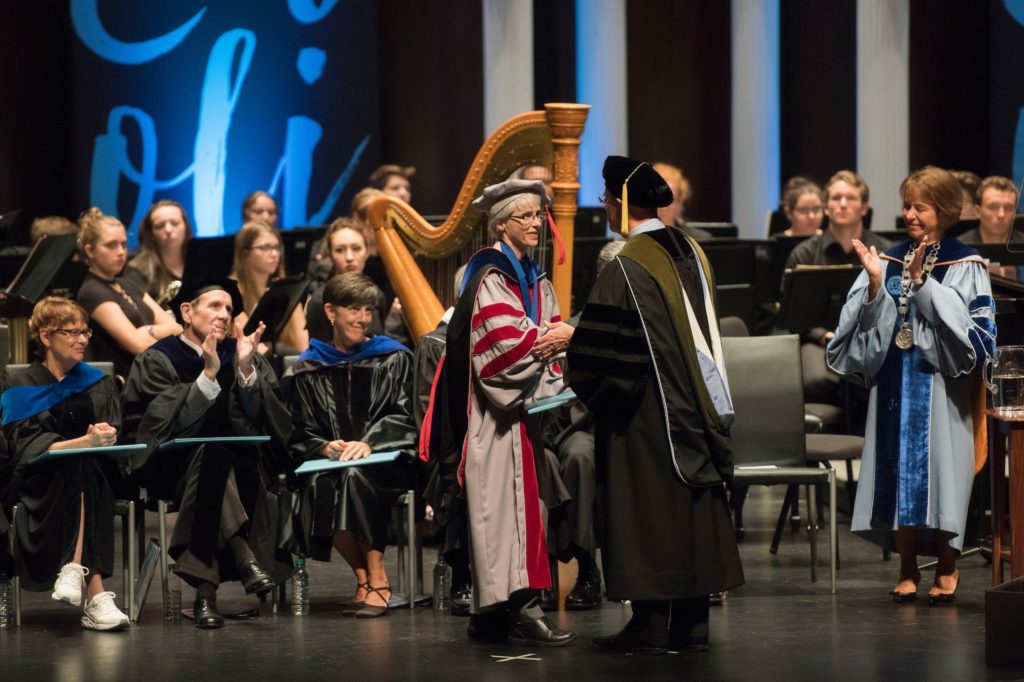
[602,155,674,208]
[472,179,550,217]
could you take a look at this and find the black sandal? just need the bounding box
[342,582,369,617]
[355,585,391,619]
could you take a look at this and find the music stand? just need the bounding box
[243,274,310,355]
[776,265,861,334]
[0,209,20,247]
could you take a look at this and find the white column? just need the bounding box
[731,0,780,239]
[857,0,909,228]
[482,0,534,137]
[576,0,628,209]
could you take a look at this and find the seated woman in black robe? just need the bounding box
[289,272,417,618]
[1,296,129,631]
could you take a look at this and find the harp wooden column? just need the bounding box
[545,103,590,314]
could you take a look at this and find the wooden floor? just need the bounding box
[4,486,1024,682]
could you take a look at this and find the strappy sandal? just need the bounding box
[355,584,391,619]
[342,582,369,616]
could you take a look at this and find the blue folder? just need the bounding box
[157,435,271,452]
[29,443,147,468]
[525,389,577,415]
[295,450,402,475]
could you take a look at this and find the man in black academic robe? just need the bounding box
[123,281,293,628]
[567,156,744,655]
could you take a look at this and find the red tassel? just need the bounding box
[545,207,566,265]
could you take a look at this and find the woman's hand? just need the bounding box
[86,422,117,447]
[532,321,574,360]
[852,239,884,301]
[235,320,265,376]
[908,235,929,281]
[322,439,371,462]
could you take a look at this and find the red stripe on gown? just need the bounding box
[472,302,524,330]
[479,328,538,379]
[472,324,525,356]
[519,419,551,589]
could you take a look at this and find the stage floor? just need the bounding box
[3,486,1024,681]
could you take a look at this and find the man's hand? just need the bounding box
[86,422,117,447]
[532,321,573,360]
[202,332,220,382]
[235,320,265,376]
[322,439,372,462]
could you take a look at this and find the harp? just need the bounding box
[367,103,590,342]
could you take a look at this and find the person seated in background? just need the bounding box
[29,215,78,245]
[74,208,182,378]
[125,200,191,306]
[785,170,892,348]
[288,272,418,619]
[951,170,981,220]
[123,279,292,629]
[306,218,387,342]
[230,221,309,355]
[777,178,825,238]
[958,175,1019,245]
[369,164,415,205]
[652,162,712,241]
[241,190,278,227]
[1,297,129,630]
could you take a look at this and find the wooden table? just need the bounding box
[987,409,1024,584]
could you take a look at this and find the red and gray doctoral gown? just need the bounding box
[432,245,568,612]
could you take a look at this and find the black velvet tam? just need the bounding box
[168,276,245,325]
[602,155,674,208]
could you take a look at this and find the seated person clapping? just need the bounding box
[1,297,129,630]
[289,272,417,619]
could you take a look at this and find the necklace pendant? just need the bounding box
[895,323,914,350]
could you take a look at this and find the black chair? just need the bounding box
[723,334,837,592]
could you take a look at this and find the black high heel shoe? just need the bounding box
[342,582,369,616]
[889,573,920,604]
[928,571,958,606]
[355,585,391,618]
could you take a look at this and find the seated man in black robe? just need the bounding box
[123,280,293,628]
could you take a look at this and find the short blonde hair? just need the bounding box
[826,170,870,203]
[652,162,691,203]
[29,296,87,343]
[978,175,1018,202]
[30,216,77,245]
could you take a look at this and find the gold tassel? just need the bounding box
[621,162,646,236]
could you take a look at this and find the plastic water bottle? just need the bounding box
[291,557,310,616]
[164,565,182,622]
[0,574,12,628]
[433,554,452,613]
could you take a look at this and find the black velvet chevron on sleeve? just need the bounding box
[569,303,649,382]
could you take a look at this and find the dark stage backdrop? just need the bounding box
[68,0,379,243]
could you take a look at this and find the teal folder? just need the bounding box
[29,443,146,467]
[157,435,271,452]
[294,450,402,475]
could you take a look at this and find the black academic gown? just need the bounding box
[2,365,123,591]
[567,227,744,601]
[123,336,293,585]
[289,349,417,559]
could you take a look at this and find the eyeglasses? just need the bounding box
[793,206,824,216]
[249,244,282,253]
[508,212,543,224]
[599,194,619,204]
[51,328,93,339]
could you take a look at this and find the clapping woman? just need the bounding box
[827,166,996,604]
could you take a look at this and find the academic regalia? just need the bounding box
[428,243,569,613]
[1,362,122,591]
[123,335,294,585]
[827,237,996,555]
[288,336,418,560]
[567,221,744,601]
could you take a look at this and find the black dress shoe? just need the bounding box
[668,634,708,653]
[538,588,558,612]
[451,583,472,616]
[240,561,275,596]
[565,573,602,611]
[507,614,576,647]
[591,623,667,655]
[194,596,224,629]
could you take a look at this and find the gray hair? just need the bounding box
[487,193,541,241]
[596,239,625,273]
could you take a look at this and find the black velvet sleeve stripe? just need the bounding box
[578,302,643,330]
[571,325,648,357]
[567,347,649,382]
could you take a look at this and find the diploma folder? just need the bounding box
[29,443,146,467]
[295,450,401,475]
[157,435,271,452]
[525,390,577,414]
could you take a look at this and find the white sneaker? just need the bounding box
[52,562,88,607]
[81,591,129,631]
